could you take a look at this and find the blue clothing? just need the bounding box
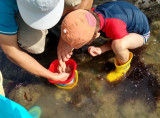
[93,1,150,39]
[0,0,18,35]
[0,95,32,118]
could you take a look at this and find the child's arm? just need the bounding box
[99,41,112,53]
[88,41,112,56]
[57,59,66,73]
[57,37,74,62]
[57,37,74,72]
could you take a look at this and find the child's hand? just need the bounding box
[58,60,66,73]
[57,37,74,62]
[88,46,102,56]
[58,60,71,73]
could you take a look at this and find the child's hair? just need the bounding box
[85,10,101,45]
[88,10,100,37]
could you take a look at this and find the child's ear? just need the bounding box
[95,32,100,39]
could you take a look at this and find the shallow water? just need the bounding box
[1,33,160,118]
[1,1,160,118]
[36,61,159,118]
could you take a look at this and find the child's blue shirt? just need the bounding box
[0,95,32,118]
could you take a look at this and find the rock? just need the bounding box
[54,89,71,104]
[119,99,158,118]
[151,21,160,42]
[8,84,44,109]
[140,20,160,85]
[75,53,92,63]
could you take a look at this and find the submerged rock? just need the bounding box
[8,84,45,109]
[75,53,92,63]
[140,20,160,85]
[151,21,160,42]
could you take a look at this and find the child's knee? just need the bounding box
[111,40,126,51]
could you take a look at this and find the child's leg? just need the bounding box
[111,33,144,65]
[106,33,144,83]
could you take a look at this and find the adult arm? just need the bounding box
[63,0,93,16]
[0,34,69,81]
[74,0,93,10]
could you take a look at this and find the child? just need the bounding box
[0,71,41,118]
[59,1,150,83]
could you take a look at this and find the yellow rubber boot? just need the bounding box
[106,52,133,83]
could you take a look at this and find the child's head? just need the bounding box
[61,9,100,49]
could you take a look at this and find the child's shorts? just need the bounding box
[142,31,150,44]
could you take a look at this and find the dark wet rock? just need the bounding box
[75,53,92,63]
[135,0,160,9]
[134,1,160,24]
[143,4,160,23]
[8,84,45,109]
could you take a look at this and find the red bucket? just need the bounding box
[48,59,77,84]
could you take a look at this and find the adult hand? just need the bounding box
[88,46,102,56]
[51,72,70,82]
